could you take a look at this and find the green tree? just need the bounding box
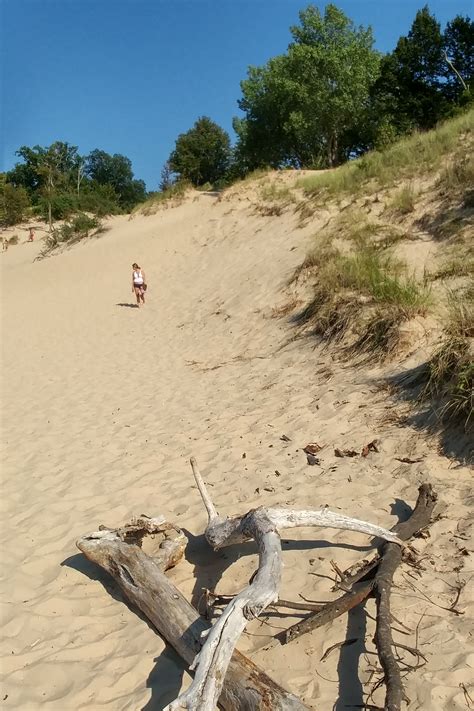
[78,182,121,216]
[371,6,459,134]
[234,57,296,170]
[443,15,474,101]
[168,117,231,186]
[85,150,146,209]
[7,142,80,195]
[159,161,175,192]
[0,180,31,226]
[235,4,380,168]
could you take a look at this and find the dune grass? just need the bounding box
[420,336,473,430]
[396,285,473,432]
[298,109,474,198]
[437,150,474,207]
[293,239,430,359]
[260,183,295,203]
[446,284,474,339]
[389,183,417,214]
[38,213,103,259]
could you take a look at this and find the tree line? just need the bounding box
[1,143,146,226]
[2,3,472,226]
[164,4,473,187]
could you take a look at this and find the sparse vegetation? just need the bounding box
[260,183,294,203]
[298,109,474,199]
[351,307,406,359]
[392,285,473,434]
[446,284,474,339]
[39,213,103,258]
[134,181,191,216]
[434,253,474,280]
[389,184,417,214]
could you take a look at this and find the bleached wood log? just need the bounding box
[168,458,405,711]
[77,518,309,711]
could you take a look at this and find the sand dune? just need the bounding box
[1,189,472,709]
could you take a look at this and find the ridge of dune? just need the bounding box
[1,182,472,710]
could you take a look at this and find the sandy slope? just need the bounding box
[1,189,472,710]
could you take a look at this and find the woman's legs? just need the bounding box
[134,286,141,306]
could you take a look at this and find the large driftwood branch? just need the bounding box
[372,484,437,711]
[77,518,309,711]
[374,542,406,710]
[168,458,405,711]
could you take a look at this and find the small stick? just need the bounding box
[279,580,375,644]
[190,456,218,522]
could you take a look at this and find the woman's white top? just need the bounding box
[133,270,144,285]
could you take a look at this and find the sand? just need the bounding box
[1,186,473,710]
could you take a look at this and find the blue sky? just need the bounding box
[1,0,471,190]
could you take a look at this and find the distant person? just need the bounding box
[132,262,147,307]
[27,228,35,242]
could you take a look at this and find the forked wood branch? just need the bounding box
[167,458,405,710]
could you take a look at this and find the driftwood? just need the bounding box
[77,516,310,711]
[281,484,437,645]
[167,458,405,711]
[280,483,437,711]
[76,464,435,711]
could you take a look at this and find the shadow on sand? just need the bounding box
[116,302,139,309]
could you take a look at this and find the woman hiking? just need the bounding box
[131,262,147,307]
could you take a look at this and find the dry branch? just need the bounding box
[281,483,437,647]
[372,485,437,711]
[169,458,405,711]
[280,580,375,644]
[282,484,437,711]
[77,520,310,711]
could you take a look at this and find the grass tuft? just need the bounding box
[389,184,417,214]
[351,308,405,360]
[421,337,473,430]
[446,284,474,339]
[438,151,474,207]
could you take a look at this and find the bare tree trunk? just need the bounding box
[77,163,83,197]
[444,51,468,92]
[47,167,53,233]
